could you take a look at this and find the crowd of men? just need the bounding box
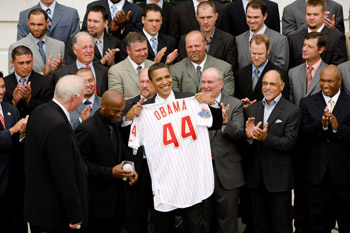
[1,0,350,233]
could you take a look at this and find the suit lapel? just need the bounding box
[306,61,324,96]
[242,32,250,63]
[124,59,140,88]
[266,97,285,128]
[297,64,307,96]
[50,3,63,32]
[185,58,200,92]
[2,103,12,130]
[256,101,265,128]
[25,35,45,68]
[208,30,221,56]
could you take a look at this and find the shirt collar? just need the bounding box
[76,60,94,70]
[83,94,96,104]
[94,32,104,41]
[322,89,341,106]
[306,57,322,71]
[155,90,175,103]
[250,24,266,38]
[15,71,31,84]
[252,59,269,75]
[108,0,125,11]
[216,93,222,103]
[201,28,216,43]
[40,0,56,15]
[53,98,71,122]
[191,54,208,71]
[143,28,158,41]
[308,24,325,33]
[262,93,282,106]
[146,0,163,8]
[127,55,145,71]
[30,33,47,45]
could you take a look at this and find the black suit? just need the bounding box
[299,91,350,232]
[4,71,53,118]
[52,62,108,96]
[82,0,143,40]
[227,0,280,36]
[245,97,301,233]
[288,26,346,69]
[178,28,238,73]
[169,0,230,41]
[24,101,88,231]
[75,110,127,233]
[234,61,290,101]
[120,31,177,64]
[137,1,173,35]
[64,32,122,66]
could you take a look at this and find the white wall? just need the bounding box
[0,0,349,76]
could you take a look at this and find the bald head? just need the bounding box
[320,65,342,97]
[139,67,156,100]
[100,90,125,123]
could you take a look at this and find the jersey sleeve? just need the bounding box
[194,99,213,128]
[128,116,142,155]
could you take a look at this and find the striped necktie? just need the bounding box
[306,66,313,92]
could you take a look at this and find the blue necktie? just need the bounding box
[37,41,46,63]
[150,37,158,56]
[111,5,117,19]
[46,8,52,33]
[84,100,92,105]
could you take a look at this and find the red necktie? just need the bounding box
[86,65,98,95]
[0,112,5,129]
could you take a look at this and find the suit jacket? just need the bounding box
[170,55,235,96]
[108,58,154,99]
[82,0,143,40]
[227,0,280,36]
[299,91,350,185]
[0,102,21,197]
[288,26,346,69]
[24,101,88,230]
[75,110,127,218]
[338,61,350,95]
[289,60,327,106]
[245,97,301,192]
[70,95,102,130]
[234,61,290,101]
[52,62,108,96]
[178,28,238,73]
[119,31,177,64]
[169,0,230,41]
[64,32,121,66]
[236,26,289,71]
[137,1,173,35]
[17,2,80,43]
[8,34,65,75]
[4,71,54,118]
[282,0,345,36]
[210,94,245,189]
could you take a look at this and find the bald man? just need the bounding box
[75,90,138,233]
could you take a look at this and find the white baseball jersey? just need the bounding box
[128,97,214,212]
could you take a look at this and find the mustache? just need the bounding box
[264,89,274,94]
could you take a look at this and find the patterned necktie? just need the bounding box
[20,77,26,87]
[150,37,158,56]
[111,5,117,19]
[137,66,142,76]
[46,8,52,33]
[95,39,103,56]
[197,66,202,80]
[252,68,260,90]
[0,112,5,129]
[306,66,313,92]
[37,41,46,63]
[329,98,334,113]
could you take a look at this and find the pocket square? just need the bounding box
[275,119,282,123]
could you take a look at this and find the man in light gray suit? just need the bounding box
[9,8,64,76]
[282,0,344,36]
[201,68,245,233]
[236,0,289,72]
[338,61,350,95]
[17,0,80,43]
[70,68,102,130]
[289,32,327,106]
[171,30,234,96]
[108,32,154,99]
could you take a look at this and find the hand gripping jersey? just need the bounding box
[128,97,215,212]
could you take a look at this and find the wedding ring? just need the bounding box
[76,225,81,230]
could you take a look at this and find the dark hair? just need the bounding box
[305,32,327,53]
[148,62,170,81]
[306,0,326,12]
[246,0,267,16]
[12,46,33,61]
[28,8,48,21]
[142,4,162,17]
[125,31,147,49]
[197,1,216,14]
[0,71,3,78]
[87,5,109,21]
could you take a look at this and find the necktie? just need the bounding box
[86,66,98,95]
[108,125,118,157]
[252,68,260,90]
[329,98,334,113]
[84,100,92,105]
[95,39,103,56]
[197,66,202,80]
[150,37,158,56]
[20,77,26,86]
[46,8,52,33]
[111,5,117,19]
[306,66,313,92]
[37,41,46,63]
[137,66,142,76]
[0,112,5,129]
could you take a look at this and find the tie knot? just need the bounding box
[38,40,45,47]
[254,68,259,75]
[84,100,92,105]
[86,65,91,70]
[46,8,51,15]
[151,37,157,42]
[197,66,201,72]
[137,66,142,74]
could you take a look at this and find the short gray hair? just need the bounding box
[54,75,85,102]
[203,67,223,83]
[72,31,94,49]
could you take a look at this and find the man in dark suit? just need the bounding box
[0,74,28,233]
[75,89,138,233]
[120,4,178,65]
[201,68,245,233]
[137,0,173,35]
[227,0,280,36]
[53,32,108,96]
[17,0,80,43]
[235,34,289,110]
[288,0,346,69]
[299,65,350,233]
[177,1,237,73]
[169,0,230,42]
[82,0,143,40]
[4,46,53,118]
[245,69,301,233]
[65,5,121,67]
[24,75,88,232]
